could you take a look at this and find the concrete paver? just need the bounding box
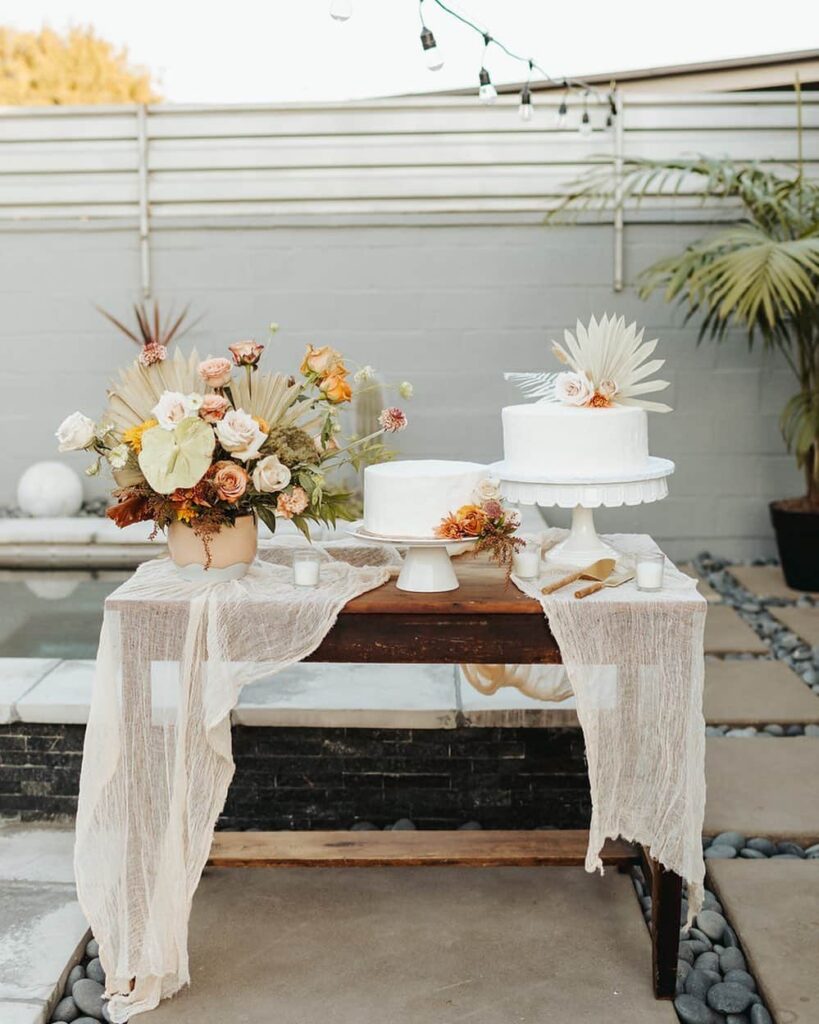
[729,564,819,601]
[707,860,819,1024]
[142,867,677,1024]
[705,605,768,655]
[771,606,819,648]
[705,737,819,841]
[0,1002,47,1024]
[704,659,819,725]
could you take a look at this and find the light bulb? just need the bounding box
[420,27,444,71]
[518,85,533,122]
[579,110,592,137]
[603,112,614,134]
[329,0,352,21]
[555,98,568,128]
[478,68,497,104]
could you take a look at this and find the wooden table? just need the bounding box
[209,565,682,999]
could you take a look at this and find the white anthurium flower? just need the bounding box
[252,454,291,493]
[215,408,267,462]
[138,418,215,494]
[555,371,593,406]
[107,444,130,470]
[56,412,96,452]
[151,391,202,431]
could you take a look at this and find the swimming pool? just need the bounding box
[0,571,128,659]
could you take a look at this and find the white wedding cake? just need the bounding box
[502,314,671,479]
[363,460,486,538]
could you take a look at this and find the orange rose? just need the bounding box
[301,344,345,378]
[319,372,352,404]
[455,504,487,537]
[211,461,248,503]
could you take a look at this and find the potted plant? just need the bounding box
[56,308,409,578]
[552,100,819,588]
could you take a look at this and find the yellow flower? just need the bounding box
[123,418,158,454]
[176,504,197,522]
[254,416,270,434]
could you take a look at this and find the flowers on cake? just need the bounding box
[56,326,411,561]
[505,313,672,412]
[435,478,523,573]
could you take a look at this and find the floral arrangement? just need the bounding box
[434,477,523,573]
[505,313,672,412]
[56,324,409,559]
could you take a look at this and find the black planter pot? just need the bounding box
[770,501,819,592]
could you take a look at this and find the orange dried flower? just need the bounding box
[455,504,487,537]
[434,514,464,540]
[589,392,613,408]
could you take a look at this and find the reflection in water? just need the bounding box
[0,571,127,659]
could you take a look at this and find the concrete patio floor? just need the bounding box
[142,866,677,1024]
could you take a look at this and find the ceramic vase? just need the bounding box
[167,514,258,581]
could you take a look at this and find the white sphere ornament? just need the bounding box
[17,462,84,517]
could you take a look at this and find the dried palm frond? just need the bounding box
[229,371,321,433]
[551,314,672,412]
[104,349,204,431]
[503,371,560,401]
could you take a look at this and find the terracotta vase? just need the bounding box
[167,514,258,580]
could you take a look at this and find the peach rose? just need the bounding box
[276,486,309,519]
[319,372,352,404]
[455,504,487,537]
[198,357,233,388]
[301,344,345,378]
[200,394,230,422]
[228,340,264,367]
[211,461,248,503]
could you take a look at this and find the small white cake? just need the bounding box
[363,460,486,538]
[502,404,650,478]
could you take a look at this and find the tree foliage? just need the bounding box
[0,25,160,105]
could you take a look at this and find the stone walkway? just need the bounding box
[707,859,819,1023]
[142,866,677,1024]
[703,660,819,726]
[0,822,87,1024]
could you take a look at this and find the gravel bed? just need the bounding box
[0,499,109,519]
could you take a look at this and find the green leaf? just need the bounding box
[256,505,277,536]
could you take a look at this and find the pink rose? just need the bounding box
[276,486,309,519]
[198,357,233,388]
[211,461,248,503]
[228,340,264,367]
[200,394,230,423]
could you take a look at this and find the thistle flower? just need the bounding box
[139,343,167,367]
[378,407,407,433]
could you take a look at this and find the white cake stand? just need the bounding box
[490,457,675,568]
[348,526,476,593]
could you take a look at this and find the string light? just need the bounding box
[329,0,352,22]
[418,2,444,70]
[477,35,497,104]
[518,60,533,122]
[555,92,569,128]
[579,93,593,138]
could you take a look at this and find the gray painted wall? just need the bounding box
[0,216,800,560]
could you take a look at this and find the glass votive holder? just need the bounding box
[636,551,665,592]
[293,549,321,587]
[512,538,541,580]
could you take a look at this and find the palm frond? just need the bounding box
[104,349,203,430]
[504,371,560,401]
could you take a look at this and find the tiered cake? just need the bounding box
[363,460,486,538]
[501,404,650,478]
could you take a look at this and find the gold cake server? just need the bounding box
[541,558,616,596]
[574,571,635,599]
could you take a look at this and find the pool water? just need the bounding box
[0,572,128,659]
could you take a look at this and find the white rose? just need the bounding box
[152,391,201,430]
[476,476,502,503]
[555,372,593,407]
[56,412,96,452]
[252,454,291,493]
[216,408,267,462]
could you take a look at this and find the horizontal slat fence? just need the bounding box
[0,92,815,223]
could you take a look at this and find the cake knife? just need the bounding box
[574,572,635,599]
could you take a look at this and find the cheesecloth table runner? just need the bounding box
[510,530,707,923]
[74,539,399,1022]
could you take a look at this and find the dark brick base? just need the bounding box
[0,723,591,830]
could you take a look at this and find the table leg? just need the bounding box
[645,852,682,999]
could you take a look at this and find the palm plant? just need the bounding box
[550,109,819,506]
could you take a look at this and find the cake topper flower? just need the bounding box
[505,314,672,412]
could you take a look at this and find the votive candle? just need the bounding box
[636,552,664,592]
[512,540,541,580]
[293,550,321,587]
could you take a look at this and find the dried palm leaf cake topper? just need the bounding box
[505,314,672,413]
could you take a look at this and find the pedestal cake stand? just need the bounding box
[489,458,675,568]
[348,526,475,593]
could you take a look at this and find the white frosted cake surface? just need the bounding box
[502,404,650,478]
[363,460,486,538]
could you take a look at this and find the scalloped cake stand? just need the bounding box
[349,526,476,592]
[489,457,675,568]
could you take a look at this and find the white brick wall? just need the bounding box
[0,218,802,560]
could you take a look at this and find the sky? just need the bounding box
[1,0,815,104]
